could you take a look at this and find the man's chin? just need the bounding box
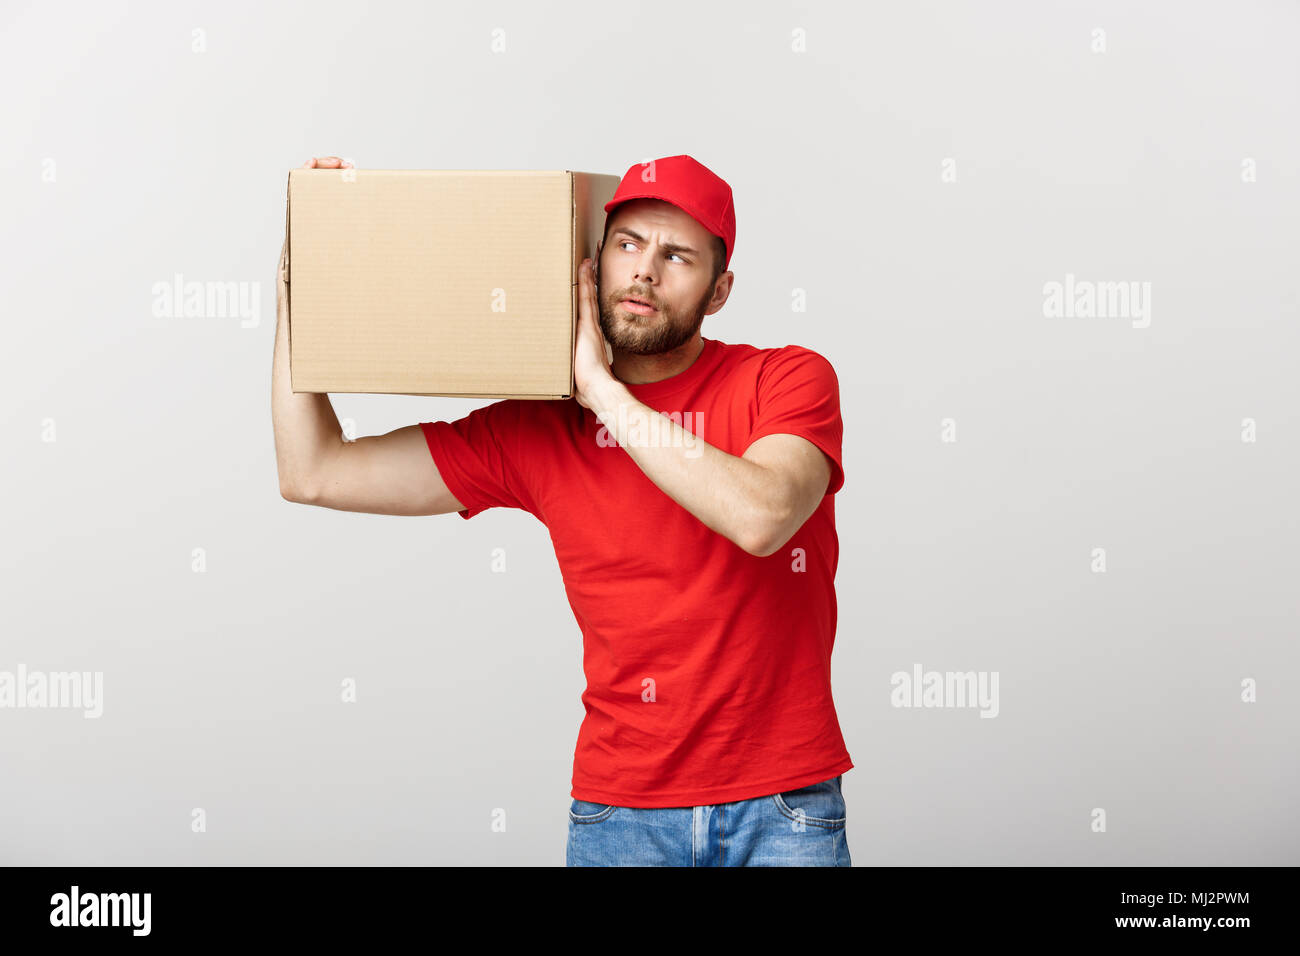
[605,336,659,356]
[600,307,703,356]
[607,332,698,357]
[600,321,653,353]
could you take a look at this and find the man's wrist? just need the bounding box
[589,376,633,427]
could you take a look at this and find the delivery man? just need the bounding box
[273,153,852,867]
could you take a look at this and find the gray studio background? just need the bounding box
[2,0,1296,866]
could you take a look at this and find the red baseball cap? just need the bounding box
[603,154,736,270]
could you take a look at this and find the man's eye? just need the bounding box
[620,241,685,263]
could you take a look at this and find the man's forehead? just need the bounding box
[608,198,707,244]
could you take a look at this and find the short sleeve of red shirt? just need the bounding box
[418,401,539,520]
[746,346,845,496]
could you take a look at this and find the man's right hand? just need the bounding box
[302,156,353,170]
[281,156,355,305]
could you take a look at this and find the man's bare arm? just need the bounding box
[586,375,830,556]
[272,155,465,516]
[573,259,831,556]
[294,425,467,516]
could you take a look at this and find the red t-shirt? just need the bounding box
[419,336,852,808]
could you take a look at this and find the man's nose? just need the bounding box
[632,247,658,283]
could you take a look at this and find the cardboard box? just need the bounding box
[285,168,621,399]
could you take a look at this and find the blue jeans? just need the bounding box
[566,774,851,866]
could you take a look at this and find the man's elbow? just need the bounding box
[741,505,792,558]
[745,532,788,559]
[279,477,316,504]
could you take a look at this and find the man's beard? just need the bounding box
[597,283,712,356]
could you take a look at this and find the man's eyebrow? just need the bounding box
[610,227,700,257]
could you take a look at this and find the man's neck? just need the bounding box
[611,334,706,386]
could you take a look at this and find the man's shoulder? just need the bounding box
[480,395,584,433]
[716,339,836,377]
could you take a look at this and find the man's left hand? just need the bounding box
[573,258,616,412]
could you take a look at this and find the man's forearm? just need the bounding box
[271,248,343,499]
[587,378,787,554]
